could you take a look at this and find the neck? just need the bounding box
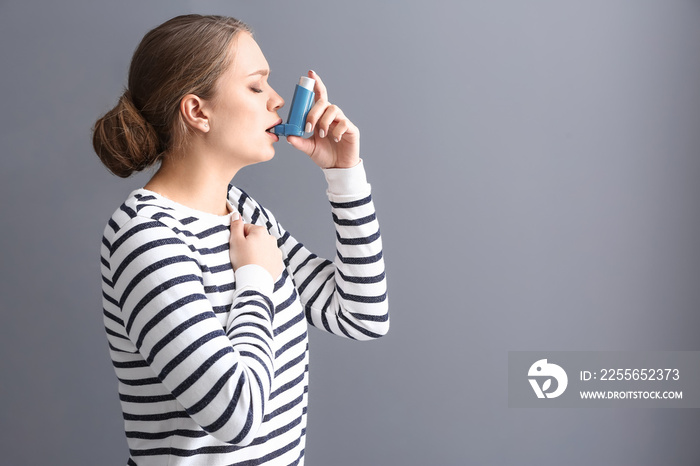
[144,145,241,216]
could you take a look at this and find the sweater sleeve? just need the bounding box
[250,160,389,340]
[105,217,273,446]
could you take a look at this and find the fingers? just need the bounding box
[289,70,360,168]
[242,222,255,237]
[328,114,354,143]
[303,71,355,142]
[308,100,351,142]
[304,70,329,134]
[305,101,326,136]
[231,213,266,239]
[242,222,268,238]
[229,216,283,277]
[316,104,343,139]
[309,70,327,102]
[231,214,268,242]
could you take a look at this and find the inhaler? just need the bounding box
[272,76,315,137]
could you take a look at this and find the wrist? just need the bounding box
[330,158,361,169]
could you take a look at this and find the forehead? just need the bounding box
[227,32,269,78]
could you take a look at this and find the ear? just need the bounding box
[180,94,210,133]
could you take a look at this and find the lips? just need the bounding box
[266,119,283,134]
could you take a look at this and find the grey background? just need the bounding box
[1,0,699,465]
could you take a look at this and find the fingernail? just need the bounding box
[287,138,292,145]
[231,212,240,221]
[319,129,325,138]
[334,137,339,143]
[310,69,316,75]
[305,122,312,133]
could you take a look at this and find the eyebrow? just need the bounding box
[248,69,270,77]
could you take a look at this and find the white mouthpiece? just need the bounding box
[298,76,315,91]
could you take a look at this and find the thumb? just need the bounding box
[286,135,315,156]
[230,213,244,238]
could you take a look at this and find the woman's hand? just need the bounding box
[229,214,284,280]
[286,70,360,169]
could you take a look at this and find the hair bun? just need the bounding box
[92,90,160,178]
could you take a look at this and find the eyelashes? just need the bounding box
[250,87,263,94]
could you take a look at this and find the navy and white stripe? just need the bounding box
[101,162,388,465]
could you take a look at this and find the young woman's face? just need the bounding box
[206,32,284,166]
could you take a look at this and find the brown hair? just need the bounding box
[92,14,251,177]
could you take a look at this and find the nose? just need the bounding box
[268,87,284,112]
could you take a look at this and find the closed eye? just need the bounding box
[250,87,263,94]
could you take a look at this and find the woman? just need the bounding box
[93,14,388,466]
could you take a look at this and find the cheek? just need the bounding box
[211,92,265,144]
[226,102,259,132]
[216,90,248,118]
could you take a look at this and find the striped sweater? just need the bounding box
[100,162,389,465]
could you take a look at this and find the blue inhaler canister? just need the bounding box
[272,76,315,137]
